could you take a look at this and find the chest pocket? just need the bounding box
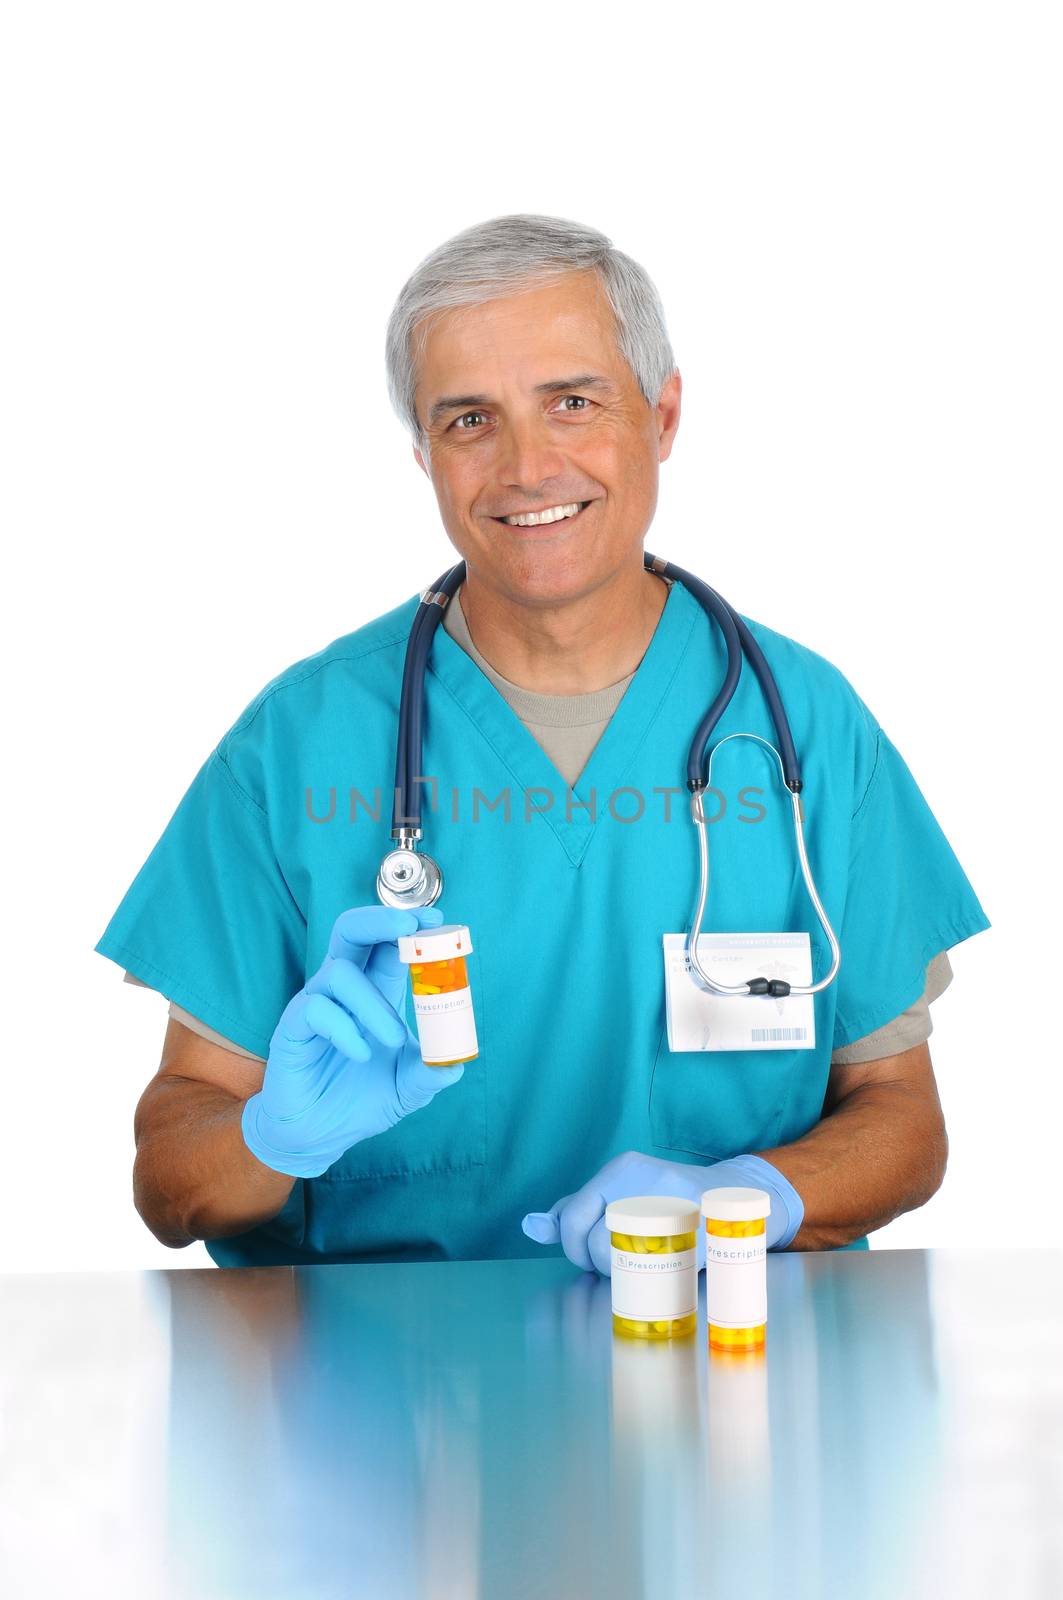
[647,936,832,1160]
[313,943,488,1184]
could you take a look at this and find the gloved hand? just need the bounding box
[521,1150,803,1275]
[241,904,464,1178]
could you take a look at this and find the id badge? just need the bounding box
[662,932,817,1052]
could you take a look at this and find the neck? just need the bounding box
[456,564,670,695]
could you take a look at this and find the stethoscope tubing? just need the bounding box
[393,554,803,835]
[647,554,802,793]
[687,733,841,996]
[384,554,840,998]
[391,560,464,838]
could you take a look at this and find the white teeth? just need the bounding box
[502,501,583,527]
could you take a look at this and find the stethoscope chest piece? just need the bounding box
[376,847,444,910]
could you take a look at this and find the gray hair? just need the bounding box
[385,213,677,453]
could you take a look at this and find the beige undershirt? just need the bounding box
[125,576,953,1060]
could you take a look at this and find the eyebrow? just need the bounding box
[426,374,614,427]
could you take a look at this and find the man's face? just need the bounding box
[412,269,681,604]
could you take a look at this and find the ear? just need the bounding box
[656,369,682,464]
[413,442,430,478]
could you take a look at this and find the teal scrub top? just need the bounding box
[95,577,990,1266]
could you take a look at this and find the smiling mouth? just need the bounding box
[492,500,593,528]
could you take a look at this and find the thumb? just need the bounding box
[522,1194,573,1246]
[394,1037,464,1115]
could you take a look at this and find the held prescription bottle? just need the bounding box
[701,1186,771,1351]
[396,923,479,1067]
[604,1197,700,1341]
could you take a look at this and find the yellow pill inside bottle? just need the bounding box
[605,1198,700,1340]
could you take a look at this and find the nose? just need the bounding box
[496,413,567,501]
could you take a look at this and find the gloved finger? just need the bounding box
[522,1212,560,1244]
[307,957,407,1052]
[272,987,346,1062]
[587,1216,612,1277]
[301,993,371,1063]
[326,904,443,966]
[273,987,321,1049]
[559,1186,609,1274]
[521,1193,576,1246]
[363,939,411,1015]
[394,1042,464,1116]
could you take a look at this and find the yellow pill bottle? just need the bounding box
[396,923,479,1067]
[604,1197,700,1340]
[701,1186,771,1351]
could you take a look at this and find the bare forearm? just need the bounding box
[754,1082,948,1250]
[133,1078,296,1247]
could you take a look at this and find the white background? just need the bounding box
[2,3,1059,1273]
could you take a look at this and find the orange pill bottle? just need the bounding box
[701,1187,771,1351]
[396,923,479,1067]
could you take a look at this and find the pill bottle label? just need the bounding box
[411,986,478,1063]
[705,1234,767,1327]
[611,1248,697,1321]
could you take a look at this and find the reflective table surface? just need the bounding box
[2,1249,1061,1599]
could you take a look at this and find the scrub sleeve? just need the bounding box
[815,719,989,1252]
[829,724,990,1054]
[94,746,307,1059]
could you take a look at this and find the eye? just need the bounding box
[449,395,591,432]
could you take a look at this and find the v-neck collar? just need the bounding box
[426,577,701,867]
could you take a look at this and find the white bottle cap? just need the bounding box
[396,923,474,964]
[604,1196,701,1237]
[700,1186,772,1222]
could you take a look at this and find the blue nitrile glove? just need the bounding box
[241,904,465,1178]
[522,1150,803,1275]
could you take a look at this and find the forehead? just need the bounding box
[414,270,626,400]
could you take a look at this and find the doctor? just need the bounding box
[97,213,989,1269]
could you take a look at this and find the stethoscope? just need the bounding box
[377,552,840,998]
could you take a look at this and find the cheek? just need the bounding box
[599,452,654,511]
[587,422,655,489]
[434,459,477,513]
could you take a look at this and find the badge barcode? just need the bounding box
[750,1027,808,1042]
